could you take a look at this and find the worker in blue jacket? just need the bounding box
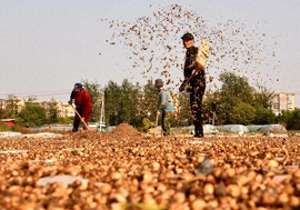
[155,79,175,136]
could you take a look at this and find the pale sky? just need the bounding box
[0,0,299,105]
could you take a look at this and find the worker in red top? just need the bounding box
[68,83,93,132]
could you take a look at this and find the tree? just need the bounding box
[0,100,5,119]
[252,86,274,109]
[82,80,102,122]
[251,86,275,124]
[253,106,276,124]
[18,102,47,127]
[139,80,159,122]
[219,72,254,103]
[104,81,122,126]
[278,109,300,130]
[176,93,192,126]
[205,72,275,125]
[287,109,300,130]
[5,95,20,118]
[0,110,4,119]
[104,79,143,127]
[212,72,255,124]
[46,99,59,124]
[231,101,256,125]
[203,90,219,125]
[118,79,141,125]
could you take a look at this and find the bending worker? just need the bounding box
[69,83,93,132]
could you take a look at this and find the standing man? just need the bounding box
[179,32,206,138]
[69,83,93,132]
[155,79,175,136]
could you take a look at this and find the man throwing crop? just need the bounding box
[179,32,208,138]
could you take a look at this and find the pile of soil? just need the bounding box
[110,123,141,137]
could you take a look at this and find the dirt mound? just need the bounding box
[111,123,141,137]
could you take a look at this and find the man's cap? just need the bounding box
[74,83,83,89]
[181,32,194,41]
[154,79,164,88]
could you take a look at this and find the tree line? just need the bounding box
[0,72,299,130]
[87,72,300,130]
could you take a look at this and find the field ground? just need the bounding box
[0,124,299,210]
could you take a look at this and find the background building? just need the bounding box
[56,102,74,118]
[0,97,74,119]
[36,100,74,118]
[272,92,296,115]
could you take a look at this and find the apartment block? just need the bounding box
[272,92,296,115]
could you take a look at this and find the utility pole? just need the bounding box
[98,92,105,132]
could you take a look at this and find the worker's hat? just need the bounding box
[74,83,83,89]
[154,79,164,88]
[181,32,194,41]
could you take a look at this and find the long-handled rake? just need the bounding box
[70,104,89,130]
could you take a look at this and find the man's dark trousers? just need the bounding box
[190,77,206,137]
[72,108,84,132]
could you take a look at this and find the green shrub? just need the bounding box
[278,109,300,130]
[231,102,256,125]
[253,106,276,124]
[17,102,47,127]
[57,117,73,124]
[0,124,10,131]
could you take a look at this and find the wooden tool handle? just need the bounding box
[71,104,89,130]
